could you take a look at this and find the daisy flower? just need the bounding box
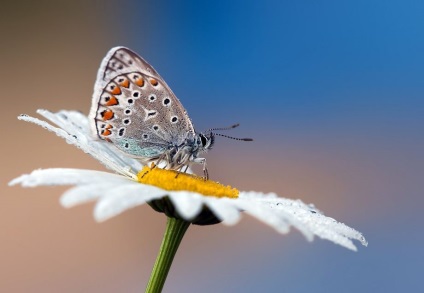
[9,109,367,292]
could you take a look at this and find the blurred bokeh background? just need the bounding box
[1,1,423,292]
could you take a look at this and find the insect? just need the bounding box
[89,47,251,179]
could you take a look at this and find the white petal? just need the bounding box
[9,168,127,187]
[235,195,293,234]
[60,184,115,208]
[202,197,241,225]
[239,193,316,239]
[18,111,140,178]
[168,192,204,220]
[238,192,367,251]
[94,183,166,222]
[266,196,367,250]
[38,110,143,173]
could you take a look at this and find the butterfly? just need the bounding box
[89,47,251,179]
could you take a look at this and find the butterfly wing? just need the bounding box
[89,47,196,159]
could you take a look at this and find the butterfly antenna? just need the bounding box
[207,123,240,132]
[213,133,253,141]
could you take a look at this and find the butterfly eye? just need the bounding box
[200,134,207,146]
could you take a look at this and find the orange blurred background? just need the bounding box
[1,1,422,292]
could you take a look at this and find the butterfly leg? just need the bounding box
[174,164,190,179]
[174,165,184,178]
[155,152,173,170]
[203,165,209,180]
[192,157,208,180]
[140,154,167,179]
[182,164,190,174]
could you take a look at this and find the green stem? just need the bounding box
[145,217,190,293]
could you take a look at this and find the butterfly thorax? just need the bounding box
[163,132,215,171]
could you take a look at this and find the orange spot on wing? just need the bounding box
[101,110,114,120]
[110,86,121,95]
[102,129,111,136]
[150,78,158,86]
[105,124,113,129]
[106,96,119,106]
[135,77,144,87]
[120,79,130,88]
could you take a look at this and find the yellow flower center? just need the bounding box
[137,165,239,198]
